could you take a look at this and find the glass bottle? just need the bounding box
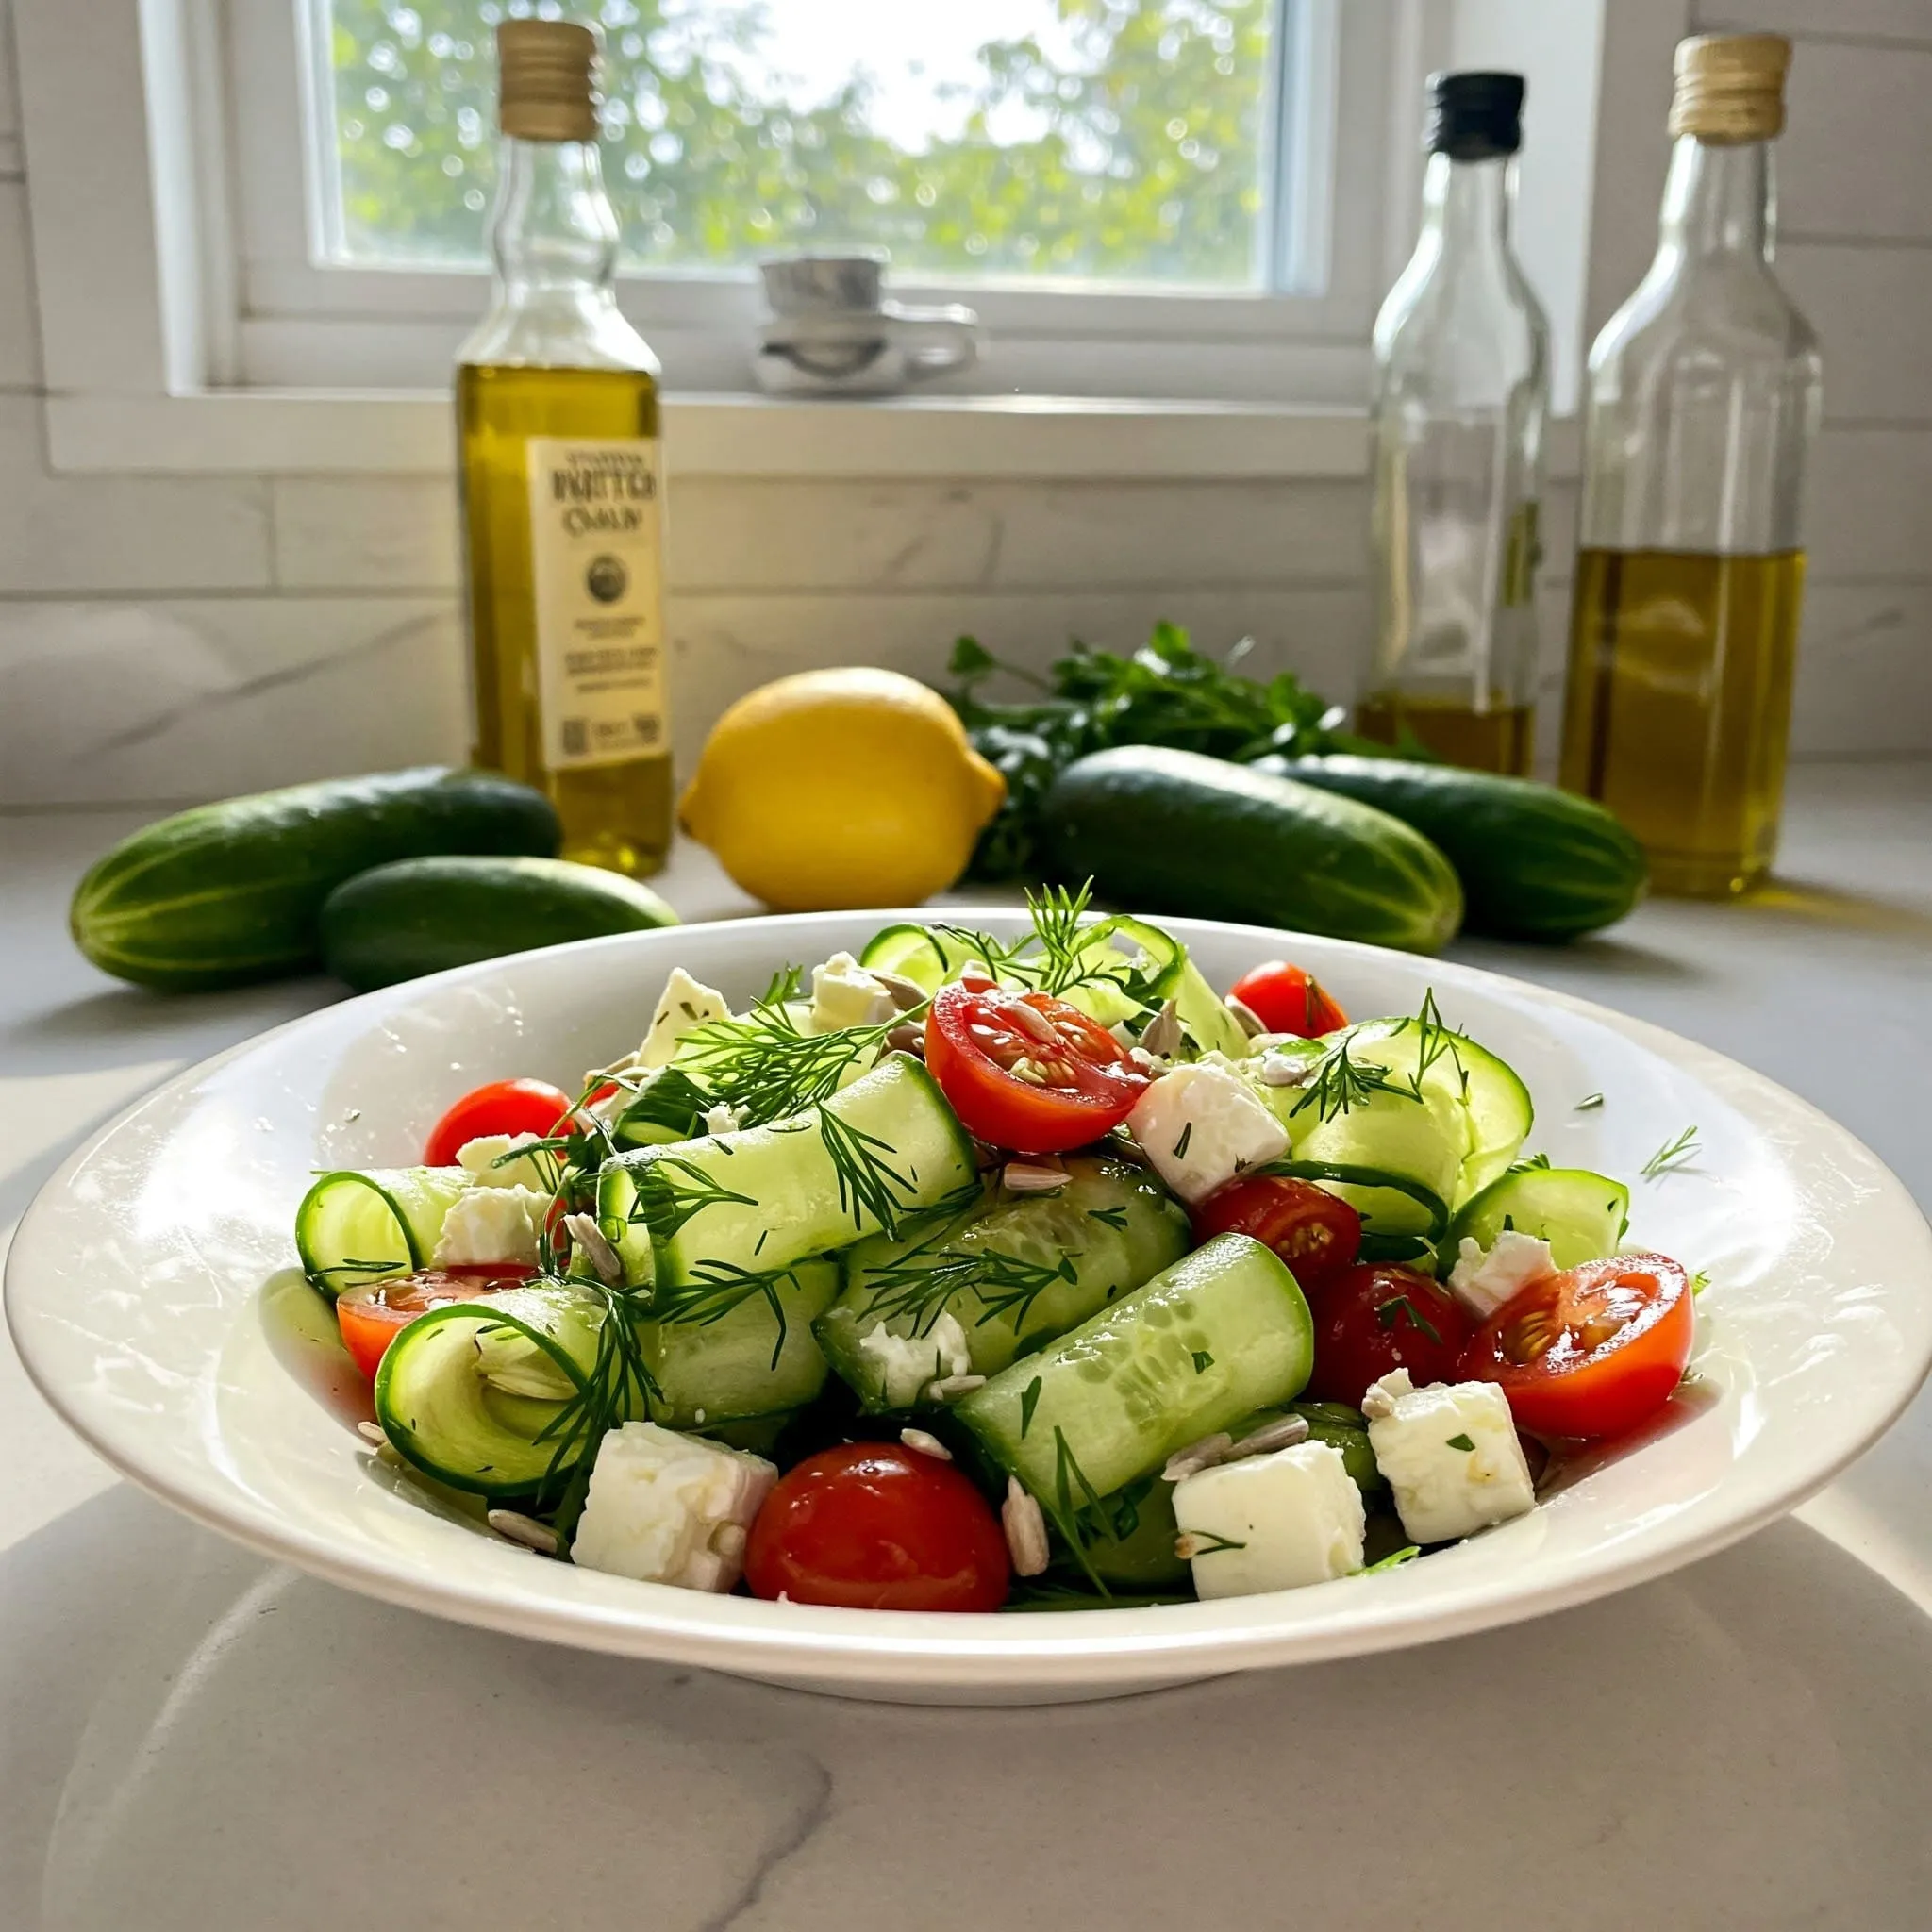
[1559,34,1822,898]
[1361,72,1551,775]
[458,20,672,878]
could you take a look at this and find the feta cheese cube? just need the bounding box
[431,1184,548,1268]
[571,1423,777,1592]
[1363,1369,1536,1544]
[1173,1440,1366,1599]
[640,967,731,1068]
[456,1132,557,1192]
[1126,1060,1289,1205]
[809,952,896,1033]
[1446,1230,1557,1320]
[858,1312,972,1408]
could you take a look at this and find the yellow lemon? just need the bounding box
[679,668,1008,910]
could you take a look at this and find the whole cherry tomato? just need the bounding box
[743,1442,1012,1612]
[1303,1262,1474,1408]
[1228,961,1348,1039]
[1191,1174,1362,1294]
[423,1077,575,1166]
[336,1266,533,1381]
[1461,1253,1693,1440]
[924,982,1147,1154]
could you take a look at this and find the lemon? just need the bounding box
[679,668,1007,910]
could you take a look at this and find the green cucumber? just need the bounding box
[1446,1166,1630,1270]
[1076,1474,1188,1589]
[1041,746,1463,956]
[294,1166,475,1298]
[321,855,676,991]
[957,1233,1314,1506]
[598,1052,978,1293]
[644,1258,840,1424]
[71,767,559,991]
[1260,754,1648,942]
[818,1154,1191,1409]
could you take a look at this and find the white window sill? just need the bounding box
[44,389,1582,482]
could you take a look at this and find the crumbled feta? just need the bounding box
[571,1423,777,1592]
[456,1132,556,1192]
[701,1100,745,1137]
[858,1312,972,1408]
[1363,1370,1536,1545]
[639,967,730,1068]
[430,1185,548,1268]
[1126,1060,1289,1205]
[1446,1230,1557,1320]
[1173,1440,1365,1599]
[809,952,896,1032]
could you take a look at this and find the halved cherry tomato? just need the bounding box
[743,1442,1011,1612]
[336,1266,534,1381]
[1191,1175,1362,1293]
[1461,1253,1692,1440]
[423,1077,575,1167]
[1303,1262,1474,1408]
[1228,961,1348,1039]
[924,982,1147,1154]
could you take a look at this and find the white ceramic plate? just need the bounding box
[9,913,1932,1704]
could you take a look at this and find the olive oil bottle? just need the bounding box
[458,20,672,878]
[1559,36,1821,897]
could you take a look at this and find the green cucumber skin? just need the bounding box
[1445,1166,1631,1271]
[322,855,677,991]
[1263,754,1648,943]
[71,767,560,991]
[1042,747,1462,956]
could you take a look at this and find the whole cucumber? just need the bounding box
[1041,745,1462,955]
[1253,753,1647,942]
[71,767,560,991]
[322,855,677,991]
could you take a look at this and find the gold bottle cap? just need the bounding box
[1669,33,1791,144]
[496,19,599,143]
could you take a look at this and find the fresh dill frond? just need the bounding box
[1291,1035,1423,1124]
[653,1260,802,1368]
[1020,1375,1044,1438]
[623,1151,759,1241]
[1507,1152,1554,1174]
[1361,1543,1421,1574]
[818,1104,919,1237]
[1641,1125,1701,1180]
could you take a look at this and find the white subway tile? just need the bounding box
[1790,581,1932,755]
[1779,41,1932,242]
[1696,3,1932,43]
[0,397,271,591]
[1780,242,1932,424]
[0,596,464,805]
[0,181,35,388]
[273,477,461,591]
[1804,428,1932,578]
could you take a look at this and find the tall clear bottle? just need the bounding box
[1559,35,1822,897]
[458,20,672,878]
[1361,72,1550,775]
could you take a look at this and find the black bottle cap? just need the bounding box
[1426,71,1525,160]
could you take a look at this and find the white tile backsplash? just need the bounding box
[271,477,461,592]
[1780,243,1932,425]
[1779,40,1932,242]
[0,182,36,388]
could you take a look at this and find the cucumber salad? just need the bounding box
[296,892,1697,1613]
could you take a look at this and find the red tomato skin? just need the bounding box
[1228,961,1349,1039]
[423,1078,575,1167]
[1461,1254,1694,1441]
[924,983,1145,1155]
[336,1266,532,1381]
[743,1443,1012,1613]
[1191,1176,1362,1294]
[1303,1263,1474,1409]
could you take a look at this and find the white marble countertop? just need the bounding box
[4,762,1932,1930]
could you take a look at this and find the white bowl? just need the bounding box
[9,912,1931,1705]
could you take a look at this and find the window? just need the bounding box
[221,0,1407,397]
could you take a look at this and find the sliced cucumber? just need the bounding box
[957,1233,1314,1507]
[1077,1474,1188,1589]
[611,1064,713,1151]
[818,1154,1191,1410]
[1167,954,1251,1059]
[643,1257,840,1424]
[295,1166,474,1298]
[1446,1166,1630,1270]
[599,1052,978,1294]
[374,1280,606,1496]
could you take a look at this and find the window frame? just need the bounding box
[220,0,1410,400]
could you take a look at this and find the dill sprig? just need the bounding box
[932,882,1169,1008]
[623,1150,759,1241]
[819,1105,920,1237]
[1290,1035,1422,1124]
[858,1238,1079,1341]
[653,1259,806,1370]
[1641,1125,1701,1179]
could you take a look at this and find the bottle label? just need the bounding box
[525,436,669,772]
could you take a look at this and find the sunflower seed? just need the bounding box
[357,1420,386,1447]
[1141,998,1183,1058]
[712,1523,749,1560]
[1161,1431,1235,1483]
[1224,995,1268,1039]
[872,971,930,1012]
[1003,1477,1050,1576]
[924,1374,987,1402]
[1228,1415,1310,1459]
[1258,1052,1315,1089]
[1003,1160,1070,1194]
[564,1212,625,1287]
[487,1509,560,1557]
[900,1427,953,1461]
[1174,1532,1209,1561]
[1008,1000,1061,1046]
[885,1022,925,1056]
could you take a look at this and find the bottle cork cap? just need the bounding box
[1670,33,1791,144]
[496,19,599,142]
